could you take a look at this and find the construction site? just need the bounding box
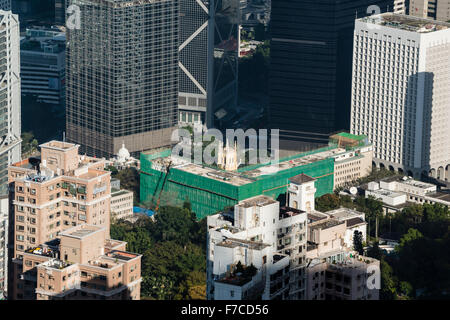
[139,133,372,220]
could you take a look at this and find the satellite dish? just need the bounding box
[349,187,357,195]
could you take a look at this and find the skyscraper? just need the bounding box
[54,0,66,25]
[350,13,450,181]
[0,10,21,196]
[66,0,179,158]
[178,0,240,128]
[269,0,394,147]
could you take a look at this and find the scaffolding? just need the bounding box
[140,148,334,220]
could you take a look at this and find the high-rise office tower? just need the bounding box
[178,0,240,128]
[350,13,450,181]
[409,0,450,21]
[66,0,179,158]
[54,0,66,25]
[0,10,21,196]
[269,0,394,147]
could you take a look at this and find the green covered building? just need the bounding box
[139,145,345,220]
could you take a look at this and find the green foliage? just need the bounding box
[111,204,207,300]
[115,167,140,203]
[378,204,450,299]
[353,230,364,255]
[21,132,39,156]
[315,193,341,212]
[380,258,397,300]
[105,165,119,176]
[367,241,382,260]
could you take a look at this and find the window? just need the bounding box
[230,290,234,297]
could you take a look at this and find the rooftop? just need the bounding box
[216,238,270,251]
[307,211,329,223]
[427,191,450,203]
[326,208,364,221]
[367,188,405,199]
[147,144,350,187]
[310,219,344,231]
[280,206,305,220]
[60,224,104,239]
[346,217,367,228]
[289,173,316,185]
[105,250,139,261]
[238,195,277,208]
[361,13,450,33]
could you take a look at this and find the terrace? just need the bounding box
[105,250,139,261]
[361,13,450,33]
[279,206,305,220]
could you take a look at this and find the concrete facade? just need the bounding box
[351,13,450,181]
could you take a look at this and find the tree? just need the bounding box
[353,230,364,255]
[105,165,119,176]
[315,193,340,212]
[367,241,382,260]
[115,167,140,202]
[380,258,397,300]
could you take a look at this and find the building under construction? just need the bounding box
[140,133,373,219]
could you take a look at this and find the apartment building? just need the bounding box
[21,224,141,300]
[20,27,66,106]
[306,255,380,300]
[7,141,113,299]
[207,174,313,300]
[410,0,450,21]
[207,173,378,300]
[350,13,450,181]
[305,211,378,300]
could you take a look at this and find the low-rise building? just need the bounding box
[363,176,450,214]
[330,133,373,190]
[22,224,141,300]
[208,173,379,300]
[111,189,134,221]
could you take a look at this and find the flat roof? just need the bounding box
[289,173,315,184]
[310,219,344,231]
[238,195,277,208]
[326,208,364,220]
[60,224,104,239]
[216,238,270,251]
[361,13,450,33]
[427,191,450,203]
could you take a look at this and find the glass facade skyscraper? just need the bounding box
[269,0,395,146]
[66,0,179,158]
[179,0,240,128]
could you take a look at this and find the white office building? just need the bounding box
[0,11,21,196]
[350,13,450,182]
